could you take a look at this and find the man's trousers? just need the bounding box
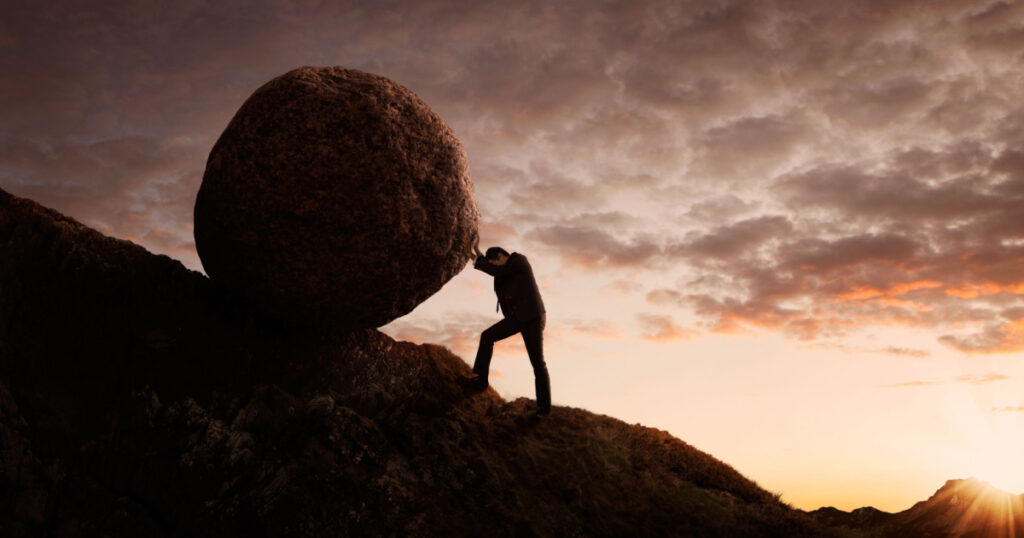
[472,314,550,411]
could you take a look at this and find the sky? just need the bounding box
[3,0,1024,512]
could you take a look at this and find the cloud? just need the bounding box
[940,315,1024,354]
[879,347,930,358]
[992,406,1024,413]
[604,278,644,294]
[0,134,205,270]
[667,215,792,264]
[565,319,624,340]
[778,233,923,274]
[382,312,497,358]
[506,163,607,213]
[955,373,1011,384]
[526,224,661,269]
[478,220,518,245]
[683,195,760,223]
[883,380,942,388]
[690,114,814,180]
[6,0,1024,356]
[651,135,1024,348]
[806,342,932,358]
[636,312,696,342]
[646,288,683,306]
[884,372,1012,388]
[776,160,1008,223]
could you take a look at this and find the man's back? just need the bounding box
[476,252,545,322]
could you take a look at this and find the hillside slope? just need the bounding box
[0,188,821,536]
[805,479,1024,537]
[884,478,1024,538]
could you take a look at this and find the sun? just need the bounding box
[970,440,1024,494]
[977,470,1024,495]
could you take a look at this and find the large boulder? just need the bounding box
[194,66,479,328]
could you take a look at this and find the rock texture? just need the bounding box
[0,188,824,537]
[194,66,479,328]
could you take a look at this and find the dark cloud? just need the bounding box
[526,225,661,269]
[683,195,760,222]
[691,114,813,180]
[655,214,1024,346]
[5,0,1024,354]
[656,132,1024,350]
[506,162,606,213]
[0,134,204,268]
[817,75,939,129]
[778,233,922,274]
[776,161,1008,223]
[668,215,792,264]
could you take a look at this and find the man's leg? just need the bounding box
[521,315,550,413]
[473,317,521,384]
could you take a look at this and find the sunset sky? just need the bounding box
[3,0,1024,512]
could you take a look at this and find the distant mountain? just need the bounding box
[807,478,1024,537]
[0,187,824,536]
[805,505,893,535]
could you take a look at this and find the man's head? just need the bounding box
[485,246,510,265]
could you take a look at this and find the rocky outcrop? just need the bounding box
[0,188,820,536]
[194,66,479,329]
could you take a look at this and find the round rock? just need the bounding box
[194,66,479,328]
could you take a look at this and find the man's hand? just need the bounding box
[472,238,483,259]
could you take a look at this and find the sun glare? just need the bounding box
[970,438,1024,495]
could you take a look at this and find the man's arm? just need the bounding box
[474,253,527,277]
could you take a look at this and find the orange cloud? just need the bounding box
[836,280,943,301]
[941,319,1024,354]
[945,283,1024,299]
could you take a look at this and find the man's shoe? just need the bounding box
[459,374,487,393]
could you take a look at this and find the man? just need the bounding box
[461,241,551,415]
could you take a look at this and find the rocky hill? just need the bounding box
[805,478,1024,537]
[883,478,1024,537]
[805,506,893,536]
[0,187,822,536]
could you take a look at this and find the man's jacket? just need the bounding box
[474,252,546,322]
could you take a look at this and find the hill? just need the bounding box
[0,187,821,536]
[806,478,1024,537]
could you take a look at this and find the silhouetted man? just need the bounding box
[461,242,551,415]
